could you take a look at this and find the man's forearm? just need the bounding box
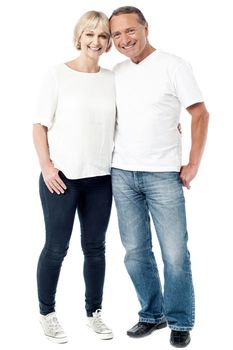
[180,103,209,189]
[188,103,209,169]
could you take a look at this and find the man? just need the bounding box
[109,6,209,348]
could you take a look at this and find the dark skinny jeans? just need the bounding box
[37,172,112,316]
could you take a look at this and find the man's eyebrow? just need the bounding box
[111,30,121,34]
[111,26,138,34]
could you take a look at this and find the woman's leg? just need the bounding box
[37,174,77,315]
[76,175,112,316]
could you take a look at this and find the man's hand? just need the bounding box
[180,164,198,189]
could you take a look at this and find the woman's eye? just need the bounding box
[100,35,108,39]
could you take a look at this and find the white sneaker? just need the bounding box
[87,309,113,340]
[40,312,68,344]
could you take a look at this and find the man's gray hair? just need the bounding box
[109,6,147,25]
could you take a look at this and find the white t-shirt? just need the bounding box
[112,50,204,172]
[34,64,116,179]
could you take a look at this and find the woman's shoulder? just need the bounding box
[100,67,113,74]
[99,67,115,80]
[42,63,64,79]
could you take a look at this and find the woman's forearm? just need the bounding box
[33,124,52,169]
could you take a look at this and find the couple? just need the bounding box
[33,6,209,348]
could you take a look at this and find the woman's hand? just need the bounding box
[42,163,67,194]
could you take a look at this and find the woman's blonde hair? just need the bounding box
[73,10,112,52]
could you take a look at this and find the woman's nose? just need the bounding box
[92,35,100,45]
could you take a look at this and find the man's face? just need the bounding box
[110,13,148,60]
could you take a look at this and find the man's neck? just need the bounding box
[131,45,156,64]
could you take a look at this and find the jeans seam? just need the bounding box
[143,198,164,320]
[190,273,195,328]
[170,326,192,331]
[40,175,52,246]
[139,316,166,324]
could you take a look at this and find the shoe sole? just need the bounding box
[127,321,167,338]
[45,335,68,344]
[86,325,113,340]
[170,338,191,348]
[97,333,113,340]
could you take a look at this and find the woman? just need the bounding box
[33,11,115,343]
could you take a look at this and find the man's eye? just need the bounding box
[127,29,136,34]
[112,33,120,39]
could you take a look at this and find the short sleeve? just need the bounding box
[173,61,204,109]
[33,67,58,129]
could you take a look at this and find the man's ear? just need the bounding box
[144,22,149,36]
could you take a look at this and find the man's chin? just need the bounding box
[120,49,135,58]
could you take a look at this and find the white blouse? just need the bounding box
[34,64,116,179]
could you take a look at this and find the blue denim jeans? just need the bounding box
[111,168,195,331]
[37,172,112,316]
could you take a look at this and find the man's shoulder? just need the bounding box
[112,50,189,74]
[157,50,187,67]
[157,50,190,72]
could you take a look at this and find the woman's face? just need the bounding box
[79,22,109,59]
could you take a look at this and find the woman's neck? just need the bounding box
[66,56,100,73]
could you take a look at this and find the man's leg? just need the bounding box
[112,168,165,324]
[144,171,195,331]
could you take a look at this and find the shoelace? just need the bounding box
[47,316,63,334]
[92,310,108,331]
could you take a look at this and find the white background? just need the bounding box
[0,0,232,349]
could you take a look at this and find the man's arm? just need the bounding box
[180,102,209,189]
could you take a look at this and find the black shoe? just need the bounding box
[170,330,191,348]
[127,321,167,338]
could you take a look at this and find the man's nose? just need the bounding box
[121,32,131,45]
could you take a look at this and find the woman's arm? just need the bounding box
[33,124,66,194]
